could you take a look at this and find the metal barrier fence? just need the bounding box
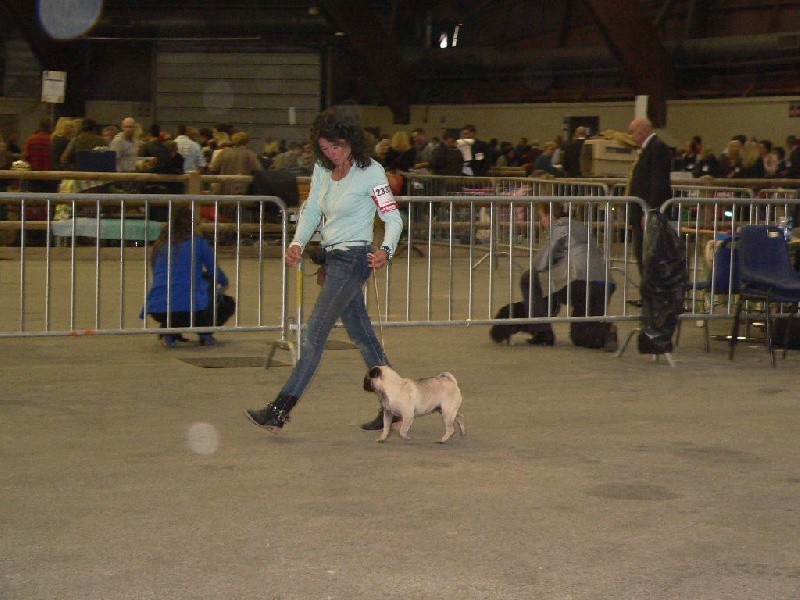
[662,194,800,322]
[0,192,291,341]
[5,181,800,356]
[299,195,649,336]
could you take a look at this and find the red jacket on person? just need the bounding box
[23,131,52,171]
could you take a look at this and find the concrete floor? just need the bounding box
[2,318,799,599]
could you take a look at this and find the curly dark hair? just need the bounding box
[309,106,371,170]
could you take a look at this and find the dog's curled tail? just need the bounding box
[438,372,458,384]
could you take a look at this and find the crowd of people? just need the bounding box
[5,115,800,185]
[0,116,317,192]
[676,134,800,179]
[363,124,800,181]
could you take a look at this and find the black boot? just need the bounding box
[360,407,400,431]
[244,394,298,434]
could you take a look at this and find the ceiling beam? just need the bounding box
[579,0,680,126]
[316,0,414,123]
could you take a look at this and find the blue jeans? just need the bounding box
[280,245,388,398]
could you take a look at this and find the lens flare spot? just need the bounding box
[187,422,220,455]
[38,0,104,40]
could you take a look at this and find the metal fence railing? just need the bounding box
[0,192,291,342]
[5,175,800,359]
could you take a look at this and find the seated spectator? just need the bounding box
[490,202,616,350]
[495,144,516,168]
[23,118,57,192]
[60,118,106,168]
[551,136,565,169]
[761,139,778,176]
[109,117,139,172]
[411,128,437,171]
[523,139,543,170]
[198,127,215,163]
[514,137,532,164]
[298,142,315,171]
[155,140,184,174]
[209,132,231,164]
[771,146,789,178]
[693,146,723,178]
[374,135,391,164]
[208,131,262,195]
[50,117,76,171]
[532,141,560,176]
[102,125,119,145]
[737,139,765,178]
[680,136,702,174]
[173,123,206,173]
[142,139,184,216]
[430,132,464,175]
[720,139,743,178]
[383,131,416,172]
[270,142,304,171]
[262,134,281,158]
[143,204,229,348]
[139,123,171,170]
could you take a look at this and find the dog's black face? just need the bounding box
[363,366,382,391]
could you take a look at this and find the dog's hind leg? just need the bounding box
[455,413,466,436]
[439,409,458,443]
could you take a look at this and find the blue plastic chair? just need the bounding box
[728,225,800,366]
[685,235,740,352]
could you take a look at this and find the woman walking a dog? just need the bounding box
[245,107,404,433]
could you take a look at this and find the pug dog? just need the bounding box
[363,365,466,444]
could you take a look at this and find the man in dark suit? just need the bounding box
[561,126,587,178]
[627,117,672,271]
[458,125,491,176]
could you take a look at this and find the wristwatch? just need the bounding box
[379,245,393,260]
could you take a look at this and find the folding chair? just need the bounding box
[728,225,800,367]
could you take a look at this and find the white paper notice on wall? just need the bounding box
[288,107,297,125]
[42,71,67,104]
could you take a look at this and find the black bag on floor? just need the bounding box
[639,212,687,354]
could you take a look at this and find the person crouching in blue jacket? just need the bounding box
[143,203,229,347]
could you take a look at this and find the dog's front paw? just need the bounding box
[376,436,387,443]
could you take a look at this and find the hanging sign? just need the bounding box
[42,71,67,104]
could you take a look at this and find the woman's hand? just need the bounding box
[285,244,302,267]
[367,249,390,269]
